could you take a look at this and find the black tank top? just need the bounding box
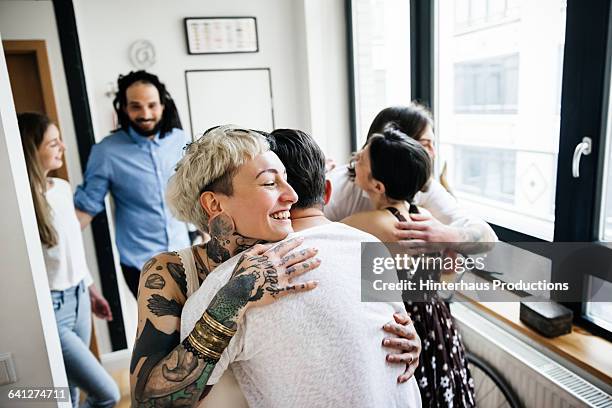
[385,204,419,222]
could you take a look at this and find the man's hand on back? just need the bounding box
[382,313,421,383]
[393,212,462,244]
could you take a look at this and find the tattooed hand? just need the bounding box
[382,313,421,383]
[206,236,321,328]
[394,212,496,255]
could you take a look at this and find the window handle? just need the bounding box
[572,137,592,178]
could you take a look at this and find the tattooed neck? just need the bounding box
[195,231,263,280]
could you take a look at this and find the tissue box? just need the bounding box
[519,296,573,338]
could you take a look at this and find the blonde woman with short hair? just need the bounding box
[130,125,321,406]
[131,125,421,407]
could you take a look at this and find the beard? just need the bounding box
[130,118,163,137]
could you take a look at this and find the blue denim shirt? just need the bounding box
[74,127,190,269]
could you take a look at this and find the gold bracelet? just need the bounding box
[185,336,220,361]
[194,322,231,346]
[192,322,231,353]
[202,311,237,337]
[186,333,222,360]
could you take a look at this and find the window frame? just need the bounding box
[346,0,612,340]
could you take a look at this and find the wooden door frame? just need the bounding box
[4,40,59,126]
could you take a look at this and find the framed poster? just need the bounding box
[184,17,259,54]
[185,68,274,138]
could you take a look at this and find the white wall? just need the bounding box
[75,0,306,139]
[0,36,70,408]
[302,0,352,162]
[73,0,350,159]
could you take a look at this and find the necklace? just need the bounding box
[295,214,325,219]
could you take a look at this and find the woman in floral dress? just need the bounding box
[341,116,476,407]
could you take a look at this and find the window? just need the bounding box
[454,54,519,113]
[350,0,411,148]
[348,0,612,339]
[599,71,612,242]
[453,146,516,203]
[585,276,612,334]
[437,0,566,240]
[587,58,612,333]
[454,0,520,31]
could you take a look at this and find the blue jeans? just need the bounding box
[51,281,120,408]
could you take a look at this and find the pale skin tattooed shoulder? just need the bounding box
[130,251,190,402]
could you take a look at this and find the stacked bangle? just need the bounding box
[202,311,236,337]
[183,311,236,362]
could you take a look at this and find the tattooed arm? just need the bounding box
[130,237,320,407]
[129,252,189,406]
[393,212,496,255]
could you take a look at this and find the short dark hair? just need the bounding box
[112,70,182,138]
[367,103,433,143]
[368,126,431,203]
[267,129,326,209]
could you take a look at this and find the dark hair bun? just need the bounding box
[368,128,431,202]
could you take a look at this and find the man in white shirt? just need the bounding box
[181,129,422,407]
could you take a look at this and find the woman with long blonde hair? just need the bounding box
[18,112,120,408]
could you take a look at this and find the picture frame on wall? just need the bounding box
[184,17,259,54]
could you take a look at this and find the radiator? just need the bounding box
[451,303,612,408]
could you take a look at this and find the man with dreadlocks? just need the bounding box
[74,70,191,297]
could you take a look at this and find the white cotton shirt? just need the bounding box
[181,222,422,408]
[324,164,492,232]
[44,178,93,290]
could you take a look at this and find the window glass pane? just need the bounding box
[471,0,487,24]
[600,62,612,241]
[584,276,612,333]
[455,0,470,28]
[455,0,520,32]
[454,146,516,202]
[352,0,411,147]
[488,0,506,19]
[436,0,567,240]
[454,54,519,113]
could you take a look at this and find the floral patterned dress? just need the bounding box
[386,207,476,407]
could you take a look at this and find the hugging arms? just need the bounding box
[130,227,419,407]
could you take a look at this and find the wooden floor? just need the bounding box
[78,365,130,407]
[111,367,131,408]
